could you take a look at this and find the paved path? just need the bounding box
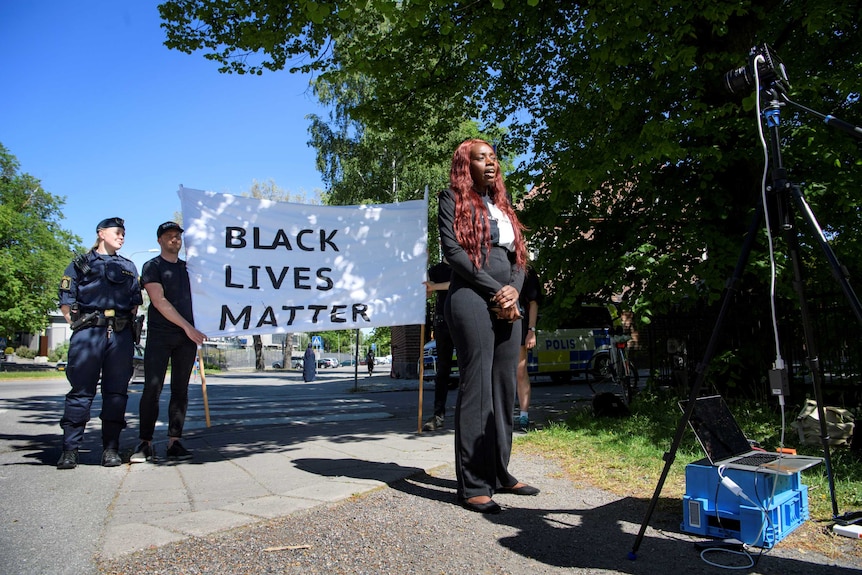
[1,370,857,575]
[0,370,457,574]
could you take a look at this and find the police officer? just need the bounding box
[56,217,142,469]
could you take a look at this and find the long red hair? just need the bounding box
[448,139,526,270]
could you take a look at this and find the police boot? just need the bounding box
[101,449,122,467]
[57,449,79,470]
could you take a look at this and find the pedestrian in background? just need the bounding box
[516,265,543,431]
[439,139,540,514]
[422,259,454,431]
[57,217,142,469]
[366,348,375,375]
[303,342,316,382]
[131,222,206,464]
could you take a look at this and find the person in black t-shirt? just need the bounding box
[131,222,207,463]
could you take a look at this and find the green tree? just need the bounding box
[246,177,320,204]
[159,0,861,312]
[365,326,391,357]
[315,328,357,354]
[0,143,82,339]
[307,73,510,259]
[159,1,862,393]
[308,74,468,206]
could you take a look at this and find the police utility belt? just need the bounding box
[71,309,133,332]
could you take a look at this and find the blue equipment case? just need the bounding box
[681,458,809,548]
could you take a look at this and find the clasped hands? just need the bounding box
[489,285,522,323]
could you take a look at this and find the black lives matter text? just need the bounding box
[218,226,372,330]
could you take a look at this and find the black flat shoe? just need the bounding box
[498,484,540,496]
[461,498,502,514]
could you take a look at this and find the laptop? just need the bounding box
[680,395,823,475]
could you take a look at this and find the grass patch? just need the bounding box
[516,389,862,561]
[0,370,63,380]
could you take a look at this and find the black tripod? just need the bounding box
[629,86,862,560]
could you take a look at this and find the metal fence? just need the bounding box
[640,289,862,410]
[199,346,361,371]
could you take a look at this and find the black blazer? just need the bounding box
[437,187,524,300]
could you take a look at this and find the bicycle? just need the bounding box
[590,326,639,405]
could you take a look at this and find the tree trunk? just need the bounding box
[282,333,292,368]
[253,335,264,371]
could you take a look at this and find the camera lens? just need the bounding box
[724,65,752,94]
[723,44,787,96]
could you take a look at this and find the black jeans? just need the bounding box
[432,320,455,418]
[139,328,197,441]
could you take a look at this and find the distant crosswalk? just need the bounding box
[173,384,393,431]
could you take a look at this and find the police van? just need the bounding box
[423,303,616,384]
[527,303,616,383]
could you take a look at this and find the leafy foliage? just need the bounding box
[159,1,862,388]
[245,177,320,204]
[306,72,511,263]
[0,144,81,338]
[313,327,389,357]
[48,341,70,362]
[314,328,359,354]
[364,326,391,356]
[307,73,458,206]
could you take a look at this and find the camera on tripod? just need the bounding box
[724,44,789,95]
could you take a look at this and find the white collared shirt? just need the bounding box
[485,199,516,251]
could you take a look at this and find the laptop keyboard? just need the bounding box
[732,453,780,466]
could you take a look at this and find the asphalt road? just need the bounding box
[0,368,604,575]
[3,369,856,575]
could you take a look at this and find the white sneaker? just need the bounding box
[130,442,156,463]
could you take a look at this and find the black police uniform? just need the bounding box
[57,220,142,466]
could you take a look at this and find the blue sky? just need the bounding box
[1,1,327,271]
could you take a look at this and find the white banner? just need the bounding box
[178,187,428,337]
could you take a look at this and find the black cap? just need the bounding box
[96,217,125,231]
[157,221,184,238]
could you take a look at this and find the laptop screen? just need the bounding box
[680,395,754,463]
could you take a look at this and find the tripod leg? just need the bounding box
[630,203,763,557]
[787,184,847,519]
[790,184,862,324]
[624,360,639,404]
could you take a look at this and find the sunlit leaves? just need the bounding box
[0,144,82,336]
[157,0,862,330]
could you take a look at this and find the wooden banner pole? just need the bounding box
[417,323,425,433]
[197,352,211,428]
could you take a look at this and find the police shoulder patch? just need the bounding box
[60,276,72,291]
